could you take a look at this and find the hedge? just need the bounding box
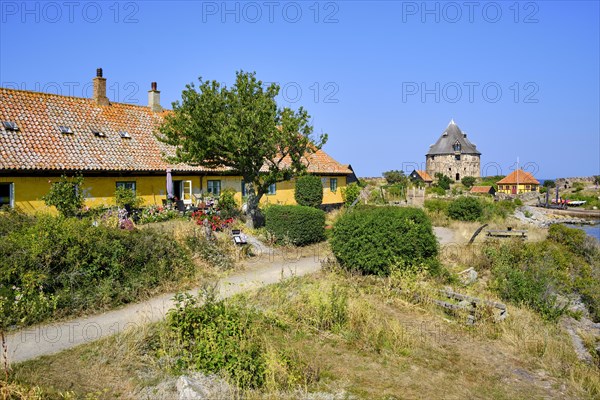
[294,175,323,208]
[264,205,325,245]
[330,206,438,276]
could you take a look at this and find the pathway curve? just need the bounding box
[5,255,322,364]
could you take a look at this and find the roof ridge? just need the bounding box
[0,87,168,111]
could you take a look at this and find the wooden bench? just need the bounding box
[486,229,527,239]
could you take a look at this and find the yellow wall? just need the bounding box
[2,174,346,213]
[497,183,539,195]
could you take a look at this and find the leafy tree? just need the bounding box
[294,174,323,208]
[434,173,452,190]
[543,180,556,188]
[593,175,600,187]
[382,170,408,185]
[158,71,327,227]
[43,175,84,217]
[341,182,361,207]
[461,176,476,188]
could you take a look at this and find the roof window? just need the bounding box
[92,130,106,137]
[118,131,131,139]
[59,126,73,134]
[2,121,19,131]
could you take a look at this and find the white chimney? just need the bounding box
[148,82,162,112]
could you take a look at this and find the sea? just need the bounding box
[566,223,600,242]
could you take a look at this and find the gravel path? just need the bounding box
[434,226,456,245]
[5,255,322,364]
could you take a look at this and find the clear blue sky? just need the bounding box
[1,1,598,179]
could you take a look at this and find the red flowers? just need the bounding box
[191,211,234,231]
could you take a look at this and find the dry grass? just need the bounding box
[5,270,599,399]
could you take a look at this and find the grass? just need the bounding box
[6,266,599,399]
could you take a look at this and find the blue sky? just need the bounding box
[1,1,598,178]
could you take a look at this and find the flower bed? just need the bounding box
[191,210,234,231]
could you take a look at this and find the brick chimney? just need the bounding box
[148,82,162,112]
[92,68,110,106]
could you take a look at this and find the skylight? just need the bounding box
[92,130,106,137]
[2,121,19,131]
[59,126,73,134]
[118,131,131,139]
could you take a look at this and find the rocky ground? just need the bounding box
[513,205,597,228]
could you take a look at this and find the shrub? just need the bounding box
[382,170,408,185]
[330,206,438,276]
[42,175,84,217]
[434,173,452,190]
[461,176,476,188]
[219,188,239,218]
[543,179,556,188]
[265,205,325,245]
[426,186,446,196]
[424,199,450,213]
[573,182,585,192]
[166,292,266,389]
[0,213,193,328]
[115,186,143,209]
[514,198,523,206]
[341,182,361,207]
[294,175,323,208]
[447,197,483,221]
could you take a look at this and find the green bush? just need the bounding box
[514,198,523,206]
[294,175,323,208]
[330,206,438,276]
[115,186,143,208]
[219,188,239,218]
[424,199,450,213]
[434,173,452,190]
[426,186,446,196]
[447,197,483,221]
[341,182,361,207]
[166,292,266,389]
[42,175,84,217]
[382,170,408,185]
[0,213,193,328]
[461,176,476,188]
[265,205,325,245]
[486,234,600,322]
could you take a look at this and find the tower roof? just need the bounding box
[426,120,481,156]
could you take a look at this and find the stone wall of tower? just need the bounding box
[426,154,480,181]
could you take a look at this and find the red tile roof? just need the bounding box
[470,186,494,194]
[496,169,539,185]
[415,170,433,182]
[0,88,350,175]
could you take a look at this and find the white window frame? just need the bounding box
[181,180,193,204]
[0,182,14,208]
[267,183,276,195]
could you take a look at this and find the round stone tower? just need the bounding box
[425,120,481,181]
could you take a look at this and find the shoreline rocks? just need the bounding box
[513,206,598,228]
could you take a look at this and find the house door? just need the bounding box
[511,185,517,194]
[455,173,460,181]
[173,180,193,204]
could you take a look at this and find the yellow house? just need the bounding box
[0,70,351,213]
[496,169,540,195]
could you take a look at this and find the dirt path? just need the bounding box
[433,226,456,245]
[5,255,322,364]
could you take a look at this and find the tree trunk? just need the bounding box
[245,182,265,228]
